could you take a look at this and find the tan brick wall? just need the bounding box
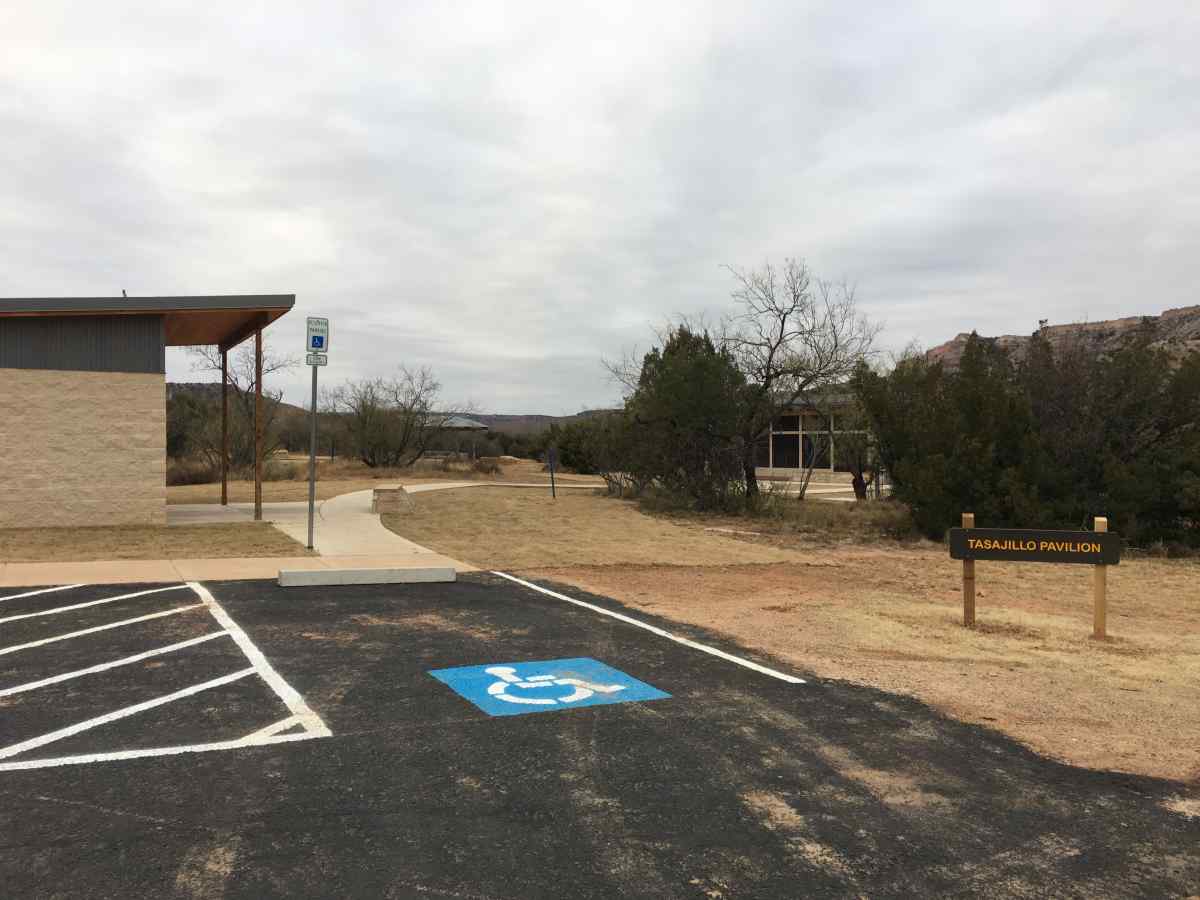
[0,368,165,528]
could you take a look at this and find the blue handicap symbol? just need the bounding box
[310,335,325,349]
[429,657,670,717]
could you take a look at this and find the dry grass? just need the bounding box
[383,485,1200,781]
[167,478,385,505]
[382,487,805,569]
[167,456,603,505]
[0,523,311,562]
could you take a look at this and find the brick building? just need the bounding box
[0,295,293,529]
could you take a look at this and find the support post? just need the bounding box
[962,512,976,627]
[828,413,835,472]
[1093,516,1108,639]
[220,349,228,506]
[254,329,263,521]
[307,363,318,550]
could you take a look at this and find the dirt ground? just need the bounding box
[384,487,1200,783]
[0,523,311,562]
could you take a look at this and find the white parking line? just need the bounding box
[0,731,320,772]
[0,604,205,657]
[244,715,303,740]
[0,584,189,625]
[188,582,331,737]
[0,584,85,604]
[0,631,230,698]
[0,667,256,761]
[492,571,807,685]
[0,582,332,772]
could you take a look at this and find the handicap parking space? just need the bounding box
[2,574,1198,898]
[0,581,327,771]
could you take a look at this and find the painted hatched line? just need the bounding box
[0,584,189,625]
[0,730,320,772]
[188,582,331,737]
[492,572,806,685]
[0,604,205,657]
[0,631,230,698]
[0,584,85,604]
[244,715,304,740]
[0,668,256,761]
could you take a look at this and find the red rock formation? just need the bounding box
[926,305,1200,370]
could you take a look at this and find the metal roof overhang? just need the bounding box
[0,294,295,351]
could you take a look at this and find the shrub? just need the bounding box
[166,458,218,485]
[473,458,502,474]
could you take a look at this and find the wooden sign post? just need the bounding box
[962,512,976,627]
[949,516,1120,638]
[1093,516,1108,639]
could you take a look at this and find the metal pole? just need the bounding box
[220,349,228,506]
[307,364,318,550]
[254,329,263,521]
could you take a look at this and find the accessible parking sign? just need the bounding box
[429,657,669,717]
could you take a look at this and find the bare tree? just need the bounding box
[723,258,879,498]
[188,343,297,471]
[329,366,462,468]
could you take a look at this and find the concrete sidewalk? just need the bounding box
[0,488,473,588]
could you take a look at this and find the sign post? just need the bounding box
[1093,516,1108,639]
[949,517,1120,637]
[961,512,976,627]
[547,446,558,500]
[305,317,330,551]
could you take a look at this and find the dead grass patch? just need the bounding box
[167,457,603,505]
[0,523,310,562]
[536,555,1200,781]
[382,488,806,569]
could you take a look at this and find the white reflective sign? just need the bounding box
[306,352,328,366]
[306,317,330,353]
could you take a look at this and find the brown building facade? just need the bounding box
[0,296,293,529]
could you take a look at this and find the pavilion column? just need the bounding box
[254,329,263,521]
[220,349,229,505]
[829,412,836,472]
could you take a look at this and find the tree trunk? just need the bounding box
[742,452,759,500]
[851,470,867,500]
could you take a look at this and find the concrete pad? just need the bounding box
[278,566,456,587]
[171,556,327,581]
[166,504,254,526]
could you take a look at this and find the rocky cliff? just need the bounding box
[926,305,1200,369]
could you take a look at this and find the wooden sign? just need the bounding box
[949,527,1121,566]
[953,514,1116,639]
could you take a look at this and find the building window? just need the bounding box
[771,433,800,468]
[772,414,800,431]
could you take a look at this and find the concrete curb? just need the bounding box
[278,567,457,587]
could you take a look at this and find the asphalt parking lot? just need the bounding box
[1,574,1197,898]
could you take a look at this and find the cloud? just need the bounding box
[2,0,1197,412]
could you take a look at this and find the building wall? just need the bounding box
[0,314,165,373]
[0,368,165,527]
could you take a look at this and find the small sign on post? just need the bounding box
[949,517,1119,638]
[307,317,329,353]
[305,317,330,551]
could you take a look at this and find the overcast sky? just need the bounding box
[3,2,1197,412]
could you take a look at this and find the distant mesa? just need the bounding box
[926,305,1200,370]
